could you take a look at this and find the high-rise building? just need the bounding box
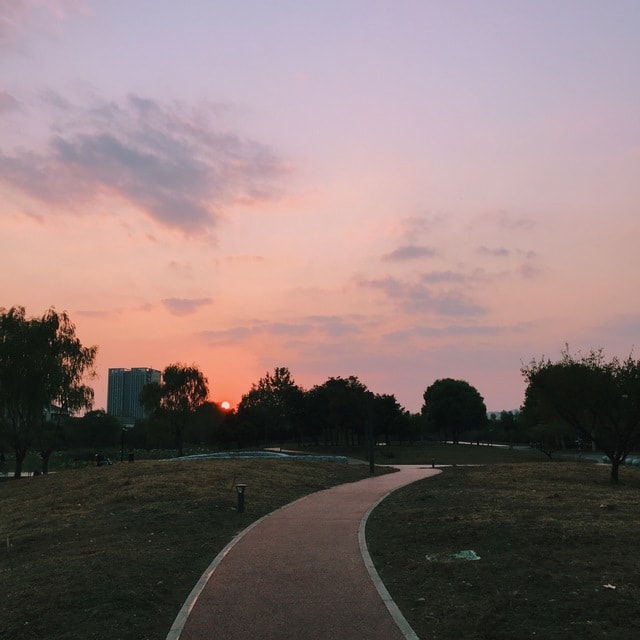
[107,367,161,422]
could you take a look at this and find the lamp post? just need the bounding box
[236,483,247,513]
[367,392,375,475]
[120,424,133,463]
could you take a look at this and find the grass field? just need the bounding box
[367,460,640,639]
[2,444,638,639]
[0,457,383,640]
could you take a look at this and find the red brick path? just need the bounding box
[169,466,440,640]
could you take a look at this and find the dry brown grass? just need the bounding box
[5,445,637,640]
[0,458,381,640]
[367,460,640,639]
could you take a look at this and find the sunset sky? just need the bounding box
[2,1,639,413]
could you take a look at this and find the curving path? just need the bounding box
[167,465,440,640]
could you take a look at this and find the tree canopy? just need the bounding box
[236,367,305,445]
[422,378,487,444]
[140,363,209,456]
[307,376,370,446]
[0,306,97,476]
[521,348,640,482]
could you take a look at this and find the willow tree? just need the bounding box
[0,307,97,476]
[140,363,209,457]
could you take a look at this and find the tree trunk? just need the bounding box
[175,421,185,457]
[14,448,27,478]
[177,434,184,457]
[610,459,620,484]
[41,450,52,474]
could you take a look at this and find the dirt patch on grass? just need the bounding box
[367,461,640,639]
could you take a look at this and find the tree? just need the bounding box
[140,363,209,456]
[521,348,640,483]
[309,376,370,446]
[189,401,227,447]
[422,378,487,444]
[519,385,573,457]
[499,410,518,447]
[0,307,40,477]
[65,410,122,449]
[237,367,305,446]
[485,410,522,448]
[36,309,97,473]
[0,307,97,476]
[404,412,427,444]
[372,393,406,445]
[302,385,327,445]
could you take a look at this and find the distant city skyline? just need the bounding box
[1,2,638,413]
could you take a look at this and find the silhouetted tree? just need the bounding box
[302,385,327,445]
[237,367,304,446]
[310,376,369,446]
[422,378,487,444]
[190,401,227,446]
[519,386,572,457]
[0,307,97,476]
[36,309,97,473]
[522,347,640,483]
[140,363,209,457]
[372,393,406,445]
[499,410,518,447]
[403,412,426,444]
[65,410,121,448]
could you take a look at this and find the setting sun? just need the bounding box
[220,401,231,411]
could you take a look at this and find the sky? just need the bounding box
[1,1,639,414]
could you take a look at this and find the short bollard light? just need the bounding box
[236,483,247,513]
[431,458,435,469]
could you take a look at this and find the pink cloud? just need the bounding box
[358,275,487,317]
[0,94,293,235]
[161,297,213,316]
[381,245,436,262]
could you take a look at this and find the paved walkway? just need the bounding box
[167,465,440,640]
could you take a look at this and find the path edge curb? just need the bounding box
[358,469,442,640]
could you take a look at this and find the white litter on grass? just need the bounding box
[452,550,481,561]
[425,550,481,561]
[602,584,617,590]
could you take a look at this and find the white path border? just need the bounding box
[358,469,441,640]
